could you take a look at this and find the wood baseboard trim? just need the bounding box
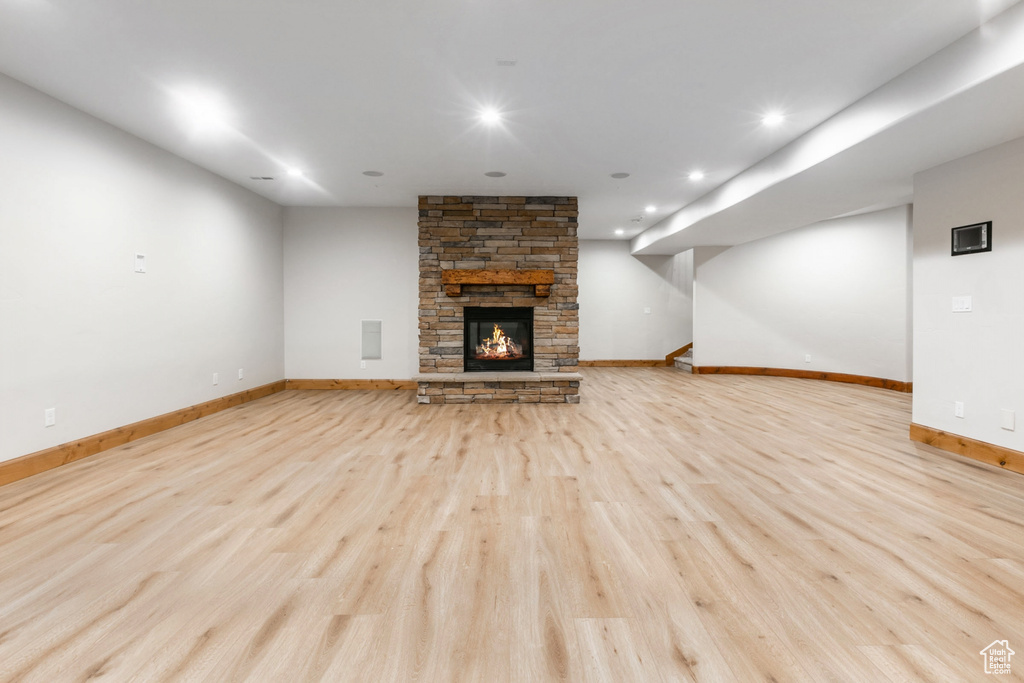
[910,423,1024,476]
[284,379,417,390]
[664,343,693,365]
[581,343,694,368]
[691,366,912,393]
[578,360,668,367]
[0,380,287,489]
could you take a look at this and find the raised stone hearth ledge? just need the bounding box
[415,372,582,382]
[416,372,582,405]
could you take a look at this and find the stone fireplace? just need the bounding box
[416,195,581,404]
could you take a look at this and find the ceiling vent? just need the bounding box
[249,176,274,181]
[496,59,518,67]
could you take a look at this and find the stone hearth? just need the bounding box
[413,372,582,404]
[417,195,580,404]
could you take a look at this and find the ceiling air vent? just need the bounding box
[496,59,518,67]
[249,176,275,181]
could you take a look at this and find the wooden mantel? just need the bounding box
[441,269,555,297]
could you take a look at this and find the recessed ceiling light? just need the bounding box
[645,205,657,213]
[480,108,502,125]
[362,170,384,177]
[761,112,786,127]
[171,87,231,135]
[286,168,304,178]
[615,229,625,236]
[484,171,507,178]
[610,172,630,179]
[688,170,705,181]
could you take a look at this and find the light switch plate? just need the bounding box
[134,253,146,273]
[44,408,56,427]
[1001,409,1015,431]
[952,295,972,312]
[954,401,965,418]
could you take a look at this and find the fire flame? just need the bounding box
[476,323,523,360]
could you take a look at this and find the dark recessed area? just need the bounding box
[463,306,533,372]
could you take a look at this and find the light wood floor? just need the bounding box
[1,369,1022,682]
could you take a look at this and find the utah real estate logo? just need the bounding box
[980,640,1014,675]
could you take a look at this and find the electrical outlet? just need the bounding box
[238,368,244,380]
[1001,409,1015,431]
[44,408,56,427]
[805,354,811,363]
[360,360,367,370]
[213,372,219,386]
[954,401,965,418]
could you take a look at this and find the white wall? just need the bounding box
[0,74,284,463]
[692,206,912,381]
[284,208,418,379]
[912,136,1024,451]
[578,240,692,360]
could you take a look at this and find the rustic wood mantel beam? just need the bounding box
[441,269,555,297]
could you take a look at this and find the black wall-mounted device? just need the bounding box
[951,221,992,256]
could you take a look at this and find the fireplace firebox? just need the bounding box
[463,307,533,372]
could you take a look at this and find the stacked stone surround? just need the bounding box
[417,195,581,404]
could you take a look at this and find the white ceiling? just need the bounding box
[0,0,1020,244]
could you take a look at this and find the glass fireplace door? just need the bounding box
[463,307,533,372]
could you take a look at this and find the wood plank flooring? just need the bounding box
[1,368,1022,682]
